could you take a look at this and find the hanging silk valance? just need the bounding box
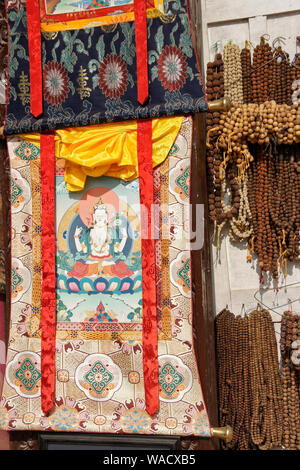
[4,0,207,136]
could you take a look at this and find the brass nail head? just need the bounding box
[208,97,232,112]
[211,425,233,442]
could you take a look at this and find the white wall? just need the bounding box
[200,0,300,340]
[202,0,300,67]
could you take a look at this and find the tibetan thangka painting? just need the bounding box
[55,173,148,344]
[1,0,211,439]
[0,117,212,436]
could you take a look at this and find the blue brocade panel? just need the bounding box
[4,0,207,135]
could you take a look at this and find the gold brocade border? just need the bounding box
[160,156,172,340]
[29,159,42,339]
[56,331,168,341]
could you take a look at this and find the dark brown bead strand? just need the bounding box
[216,309,235,448]
[206,54,226,225]
[241,46,253,104]
[206,53,224,130]
[251,39,273,104]
[280,311,300,449]
[211,131,300,278]
[216,308,282,450]
[216,310,256,450]
[249,309,283,449]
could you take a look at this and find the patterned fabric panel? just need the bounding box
[0,117,211,436]
[4,0,207,135]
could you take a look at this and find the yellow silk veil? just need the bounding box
[21,116,183,191]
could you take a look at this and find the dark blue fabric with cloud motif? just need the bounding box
[4,0,207,135]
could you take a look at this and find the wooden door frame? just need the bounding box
[189,0,219,450]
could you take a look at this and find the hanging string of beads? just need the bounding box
[251,37,273,104]
[217,101,300,146]
[215,308,282,449]
[241,42,253,104]
[206,98,300,278]
[206,52,224,129]
[215,309,256,450]
[280,311,300,450]
[223,41,243,104]
[270,46,292,105]
[248,309,283,449]
[205,53,228,235]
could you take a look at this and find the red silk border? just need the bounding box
[137,119,158,416]
[40,133,56,415]
[134,0,149,105]
[26,0,43,117]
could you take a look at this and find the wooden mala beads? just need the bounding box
[248,309,283,449]
[205,54,227,228]
[280,311,300,450]
[241,44,252,104]
[216,308,283,450]
[251,38,273,104]
[217,102,300,146]
[223,42,243,105]
[206,53,224,130]
[206,39,300,280]
[269,46,293,105]
[207,117,300,278]
[215,309,255,450]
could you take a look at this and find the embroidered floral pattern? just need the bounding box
[159,363,184,395]
[170,251,191,298]
[0,398,18,431]
[41,397,88,431]
[158,355,192,402]
[15,141,39,161]
[15,359,41,391]
[99,54,128,99]
[10,169,31,213]
[170,159,190,203]
[85,361,113,393]
[75,354,122,401]
[5,2,208,135]
[111,399,158,434]
[183,403,211,437]
[55,335,84,353]
[6,351,41,398]
[17,304,41,338]
[21,215,32,250]
[157,45,187,91]
[43,61,69,106]
[11,178,23,208]
[7,0,26,9]
[11,258,31,303]
[113,338,142,355]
